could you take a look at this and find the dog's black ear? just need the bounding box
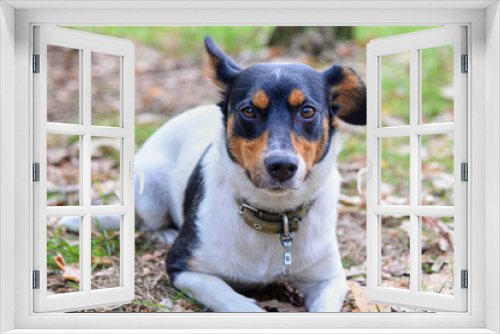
[204,36,242,91]
[322,65,367,126]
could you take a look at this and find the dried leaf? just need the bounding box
[349,283,388,313]
[140,249,166,262]
[53,253,80,283]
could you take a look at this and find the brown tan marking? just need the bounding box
[227,115,269,181]
[291,118,329,172]
[187,257,203,272]
[251,89,269,109]
[288,88,306,106]
[203,55,226,90]
[331,67,365,121]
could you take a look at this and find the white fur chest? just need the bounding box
[189,145,342,286]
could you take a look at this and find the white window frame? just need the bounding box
[0,1,499,333]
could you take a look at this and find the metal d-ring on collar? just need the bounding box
[279,213,293,276]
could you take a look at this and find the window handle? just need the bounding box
[129,162,145,195]
[357,162,372,195]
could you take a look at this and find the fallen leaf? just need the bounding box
[349,283,388,313]
[53,253,80,282]
[140,249,166,262]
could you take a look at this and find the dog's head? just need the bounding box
[205,36,366,194]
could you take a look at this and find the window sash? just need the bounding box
[32,25,136,313]
[366,26,468,312]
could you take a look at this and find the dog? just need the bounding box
[61,36,366,312]
[134,36,367,312]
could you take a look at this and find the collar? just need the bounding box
[236,198,314,234]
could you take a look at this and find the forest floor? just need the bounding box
[46,36,455,313]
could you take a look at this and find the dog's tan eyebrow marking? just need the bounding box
[288,88,306,106]
[251,89,269,109]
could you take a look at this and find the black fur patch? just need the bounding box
[166,144,212,283]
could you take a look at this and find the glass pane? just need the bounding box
[47,45,80,124]
[421,133,454,206]
[91,215,121,290]
[47,216,80,295]
[47,134,80,206]
[91,52,121,127]
[380,51,410,127]
[91,137,121,205]
[380,136,410,205]
[421,216,454,295]
[421,45,454,124]
[380,215,410,290]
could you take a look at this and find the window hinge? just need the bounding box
[461,270,468,289]
[461,162,468,181]
[33,163,40,182]
[461,54,468,73]
[33,54,40,73]
[33,270,40,289]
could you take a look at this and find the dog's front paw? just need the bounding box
[219,295,265,312]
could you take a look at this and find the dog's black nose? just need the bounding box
[265,156,298,182]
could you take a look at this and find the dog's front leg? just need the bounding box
[173,271,265,312]
[296,275,349,312]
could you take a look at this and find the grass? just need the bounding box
[92,217,120,258]
[47,225,80,269]
[342,257,360,269]
[47,217,121,271]
[135,123,163,149]
[169,286,206,310]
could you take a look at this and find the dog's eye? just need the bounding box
[301,106,316,119]
[241,106,256,119]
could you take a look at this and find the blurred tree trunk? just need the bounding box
[268,26,353,55]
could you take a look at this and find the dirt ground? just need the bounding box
[46,38,455,313]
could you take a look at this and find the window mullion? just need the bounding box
[409,47,420,294]
[81,47,92,294]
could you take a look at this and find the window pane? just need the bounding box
[91,52,121,127]
[380,215,410,290]
[47,134,80,206]
[91,215,121,290]
[421,45,454,124]
[380,51,410,127]
[47,216,80,295]
[91,137,121,205]
[421,216,454,295]
[421,133,454,206]
[381,136,410,205]
[47,45,80,124]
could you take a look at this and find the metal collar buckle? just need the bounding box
[279,213,294,276]
[238,202,259,216]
